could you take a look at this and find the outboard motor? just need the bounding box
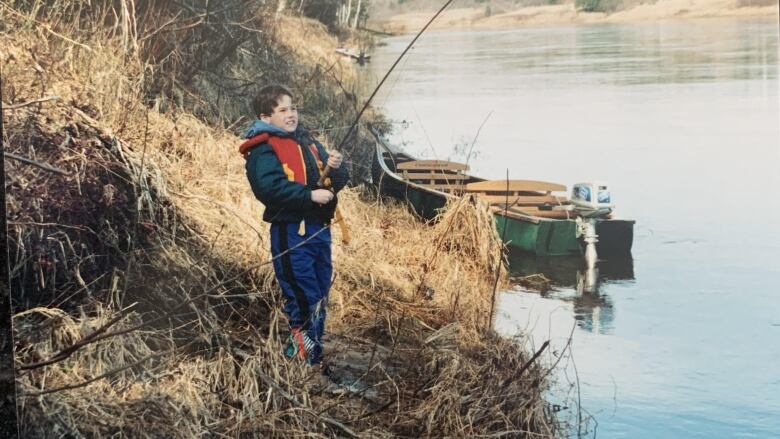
[571,182,614,217]
[570,182,614,269]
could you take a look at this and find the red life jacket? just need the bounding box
[239,133,322,185]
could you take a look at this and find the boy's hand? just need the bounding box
[311,189,334,205]
[327,150,343,169]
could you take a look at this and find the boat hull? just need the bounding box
[494,214,581,256]
[373,171,448,220]
[494,214,634,257]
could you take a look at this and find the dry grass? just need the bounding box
[3,2,561,437]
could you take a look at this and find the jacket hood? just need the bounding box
[239,121,315,159]
[244,119,290,139]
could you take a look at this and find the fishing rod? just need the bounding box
[322,0,456,175]
[315,0,454,244]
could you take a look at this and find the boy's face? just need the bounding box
[260,94,298,133]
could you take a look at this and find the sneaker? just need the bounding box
[284,328,315,361]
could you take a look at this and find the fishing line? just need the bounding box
[377,45,414,109]
[335,0,456,156]
[411,104,438,160]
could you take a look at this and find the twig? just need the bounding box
[255,370,359,438]
[1,96,59,110]
[539,322,577,382]
[465,110,493,167]
[3,152,69,175]
[20,349,171,397]
[6,221,88,231]
[137,10,186,41]
[355,370,434,421]
[487,170,511,330]
[411,105,437,158]
[17,303,138,370]
[516,340,549,378]
[571,342,584,438]
[0,3,93,52]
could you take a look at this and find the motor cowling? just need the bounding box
[571,182,614,218]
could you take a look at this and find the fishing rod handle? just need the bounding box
[317,165,332,187]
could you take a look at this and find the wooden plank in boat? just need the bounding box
[510,206,572,219]
[402,172,469,180]
[465,180,566,193]
[397,160,469,171]
[493,206,573,219]
[474,194,570,205]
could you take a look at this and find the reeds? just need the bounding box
[3,2,561,437]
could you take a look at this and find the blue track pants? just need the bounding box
[270,221,332,365]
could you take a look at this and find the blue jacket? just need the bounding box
[243,120,349,223]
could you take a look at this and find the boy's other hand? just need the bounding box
[311,189,334,205]
[327,150,343,169]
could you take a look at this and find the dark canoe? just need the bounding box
[335,48,371,61]
[370,128,634,257]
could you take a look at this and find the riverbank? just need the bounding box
[370,0,778,33]
[3,2,560,437]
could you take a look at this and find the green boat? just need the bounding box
[370,128,634,258]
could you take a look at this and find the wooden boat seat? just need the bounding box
[466,180,570,210]
[397,160,469,192]
[492,205,573,220]
[397,160,469,172]
[400,172,468,181]
[475,194,570,206]
[465,180,566,194]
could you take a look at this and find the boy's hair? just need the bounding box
[252,84,294,117]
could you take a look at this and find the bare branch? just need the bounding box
[1,96,59,110]
[0,3,93,52]
[16,303,138,371]
[20,349,171,397]
[3,152,70,176]
[255,370,359,438]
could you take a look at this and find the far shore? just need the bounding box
[369,0,778,34]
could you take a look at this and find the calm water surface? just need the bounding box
[363,17,779,438]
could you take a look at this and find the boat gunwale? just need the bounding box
[373,129,463,198]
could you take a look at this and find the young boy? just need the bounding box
[239,85,349,372]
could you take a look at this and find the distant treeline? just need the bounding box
[280,0,371,28]
[369,0,564,18]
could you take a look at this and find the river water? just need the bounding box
[363,17,780,438]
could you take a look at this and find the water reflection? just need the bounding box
[566,20,777,84]
[506,248,634,334]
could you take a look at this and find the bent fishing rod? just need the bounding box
[317,0,456,183]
